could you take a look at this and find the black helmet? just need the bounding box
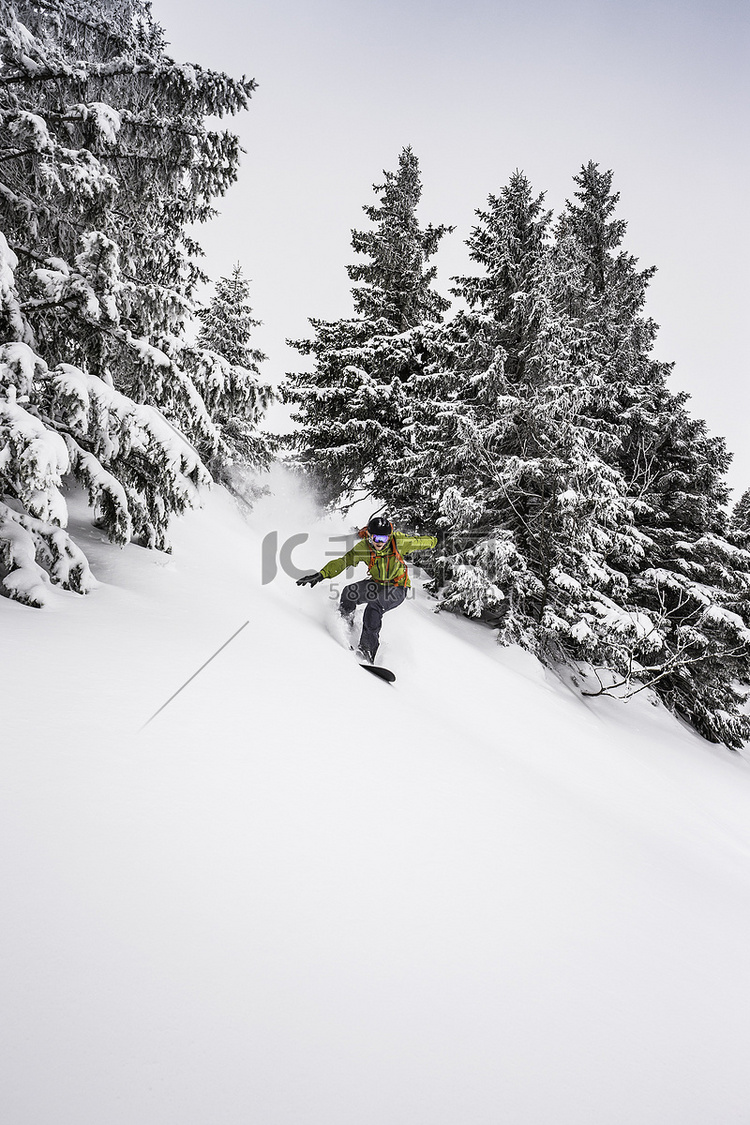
[368,515,391,537]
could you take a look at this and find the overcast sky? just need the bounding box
[152,0,749,497]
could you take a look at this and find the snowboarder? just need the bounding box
[296,515,438,663]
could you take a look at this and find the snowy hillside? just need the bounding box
[3,473,750,1125]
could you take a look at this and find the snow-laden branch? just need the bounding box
[0,498,96,606]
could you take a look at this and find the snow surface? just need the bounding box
[3,468,750,1124]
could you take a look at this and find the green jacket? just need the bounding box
[320,532,437,588]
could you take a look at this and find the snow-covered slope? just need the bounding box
[3,473,750,1125]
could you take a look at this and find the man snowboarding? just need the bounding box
[296,515,437,664]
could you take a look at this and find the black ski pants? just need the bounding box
[339,579,407,658]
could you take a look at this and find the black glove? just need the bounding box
[296,572,323,587]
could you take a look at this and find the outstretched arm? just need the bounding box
[319,544,362,580]
[395,534,438,554]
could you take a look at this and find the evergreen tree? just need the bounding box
[554,162,730,530]
[348,146,452,332]
[555,163,750,748]
[197,265,263,367]
[283,146,452,503]
[191,263,274,482]
[394,173,642,656]
[731,487,750,535]
[0,0,268,603]
[0,232,208,605]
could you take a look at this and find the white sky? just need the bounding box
[151,0,750,498]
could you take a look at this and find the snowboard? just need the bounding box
[360,664,396,684]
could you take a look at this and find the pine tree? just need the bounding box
[348,146,452,332]
[283,146,452,503]
[731,487,750,535]
[0,232,208,605]
[553,162,728,525]
[197,265,263,368]
[396,172,642,657]
[191,263,274,483]
[0,0,267,603]
[552,162,750,747]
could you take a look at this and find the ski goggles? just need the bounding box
[369,534,390,546]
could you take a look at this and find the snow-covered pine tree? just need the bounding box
[189,263,274,484]
[0,232,208,605]
[554,163,734,536]
[197,265,262,368]
[283,146,452,503]
[553,162,750,747]
[347,146,452,333]
[0,0,267,603]
[397,172,642,659]
[731,487,750,535]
